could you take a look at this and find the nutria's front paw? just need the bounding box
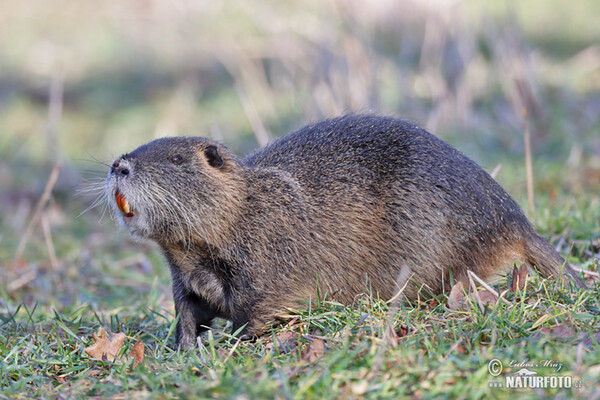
[238,332,258,342]
[176,333,198,351]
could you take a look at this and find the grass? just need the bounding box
[2,254,599,398]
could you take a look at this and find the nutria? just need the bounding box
[106,114,583,350]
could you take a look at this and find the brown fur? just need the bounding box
[105,114,584,350]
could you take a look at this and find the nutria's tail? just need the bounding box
[525,235,587,289]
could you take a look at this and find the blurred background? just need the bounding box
[1,0,598,309]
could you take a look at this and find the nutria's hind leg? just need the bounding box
[524,234,588,289]
[230,309,265,341]
[229,296,277,341]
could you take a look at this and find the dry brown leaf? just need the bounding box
[385,323,409,348]
[84,327,148,367]
[265,331,299,354]
[448,281,499,311]
[52,376,67,384]
[509,264,528,292]
[301,339,325,362]
[85,328,126,362]
[217,347,228,360]
[130,342,144,368]
[396,324,409,338]
[477,290,499,305]
[582,331,600,348]
[585,275,599,286]
[444,377,458,385]
[537,324,576,339]
[385,324,399,347]
[427,299,439,310]
[448,282,466,310]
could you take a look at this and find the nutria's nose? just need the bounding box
[111,159,130,177]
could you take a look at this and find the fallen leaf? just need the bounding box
[301,339,325,362]
[217,347,228,360]
[85,328,126,362]
[444,377,457,385]
[52,376,67,384]
[265,331,299,354]
[385,324,399,347]
[532,324,576,342]
[540,324,575,339]
[509,264,528,292]
[448,280,499,311]
[582,331,600,348]
[477,290,499,305]
[383,323,409,347]
[130,342,144,367]
[396,324,409,338]
[427,299,439,310]
[448,282,466,310]
[585,274,599,286]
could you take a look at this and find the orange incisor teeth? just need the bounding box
[115,190,134,217]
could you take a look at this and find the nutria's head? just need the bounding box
[106,137,243,245]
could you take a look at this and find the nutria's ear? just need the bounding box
[204,145,224,169]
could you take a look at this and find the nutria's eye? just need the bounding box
[171,155,183,165]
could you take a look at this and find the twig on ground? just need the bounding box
[467,271,512,306]
[569,265,599,277]
[467,273,485,313]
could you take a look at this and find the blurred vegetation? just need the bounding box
[0,0,599,397]
[1,0,599,163]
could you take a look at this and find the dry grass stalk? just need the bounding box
[386,266,414,305]
[523,107,535,214]
[467,273,485,313]
[490,164,502,179]
[7,270,36,293]
[235,83,270,147]
[45,71,64,163]
[14,164,62,263]
[41,213,59,271]
[467,270,512,306]
[569,265,599,278]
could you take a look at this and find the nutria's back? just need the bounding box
[246,115,532,290]
[248,115,528,236]
[107,114,577,349]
